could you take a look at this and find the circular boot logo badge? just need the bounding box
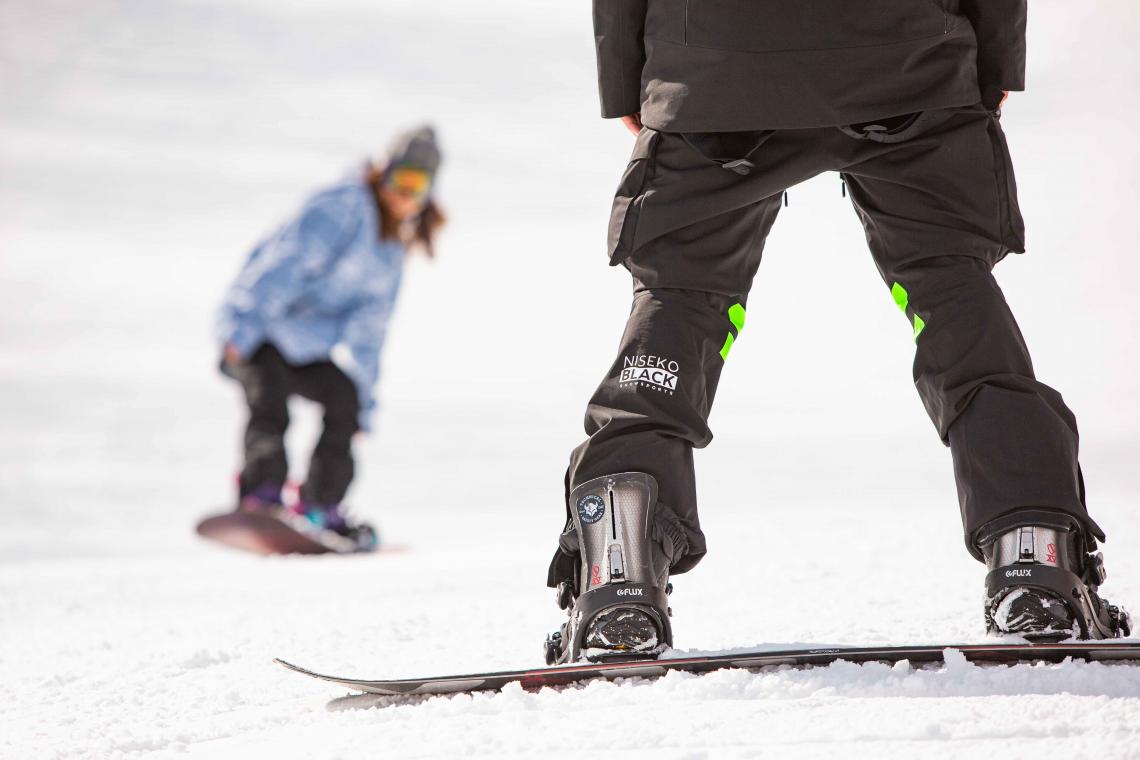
[576,494,606,525]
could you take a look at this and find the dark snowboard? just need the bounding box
[197,509,397,556]
[277,642,1140,698]
[197,510,336,555]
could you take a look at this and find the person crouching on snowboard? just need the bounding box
[544,2,1130,663]
[216,126,443,552]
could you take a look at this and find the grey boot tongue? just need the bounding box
[569,472,667,592]
[984,526,1072,570]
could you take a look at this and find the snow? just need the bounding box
[2,0,1140,757]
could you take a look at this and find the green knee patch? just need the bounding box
[719,303,746,360]
[890,282,926,341]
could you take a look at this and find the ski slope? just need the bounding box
[2,0,1139,757]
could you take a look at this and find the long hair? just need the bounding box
[366,163,446,258]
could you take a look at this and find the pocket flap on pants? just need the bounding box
[608,128,661,264]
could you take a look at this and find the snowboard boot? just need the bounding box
[545,473,673,664]
[287,502,379,553]
[980,523,1131,641]
[238,482,284,512]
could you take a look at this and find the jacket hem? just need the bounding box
[639,29,981,132]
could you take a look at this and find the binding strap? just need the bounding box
[570,582,673,660]
[986,563,1128,639]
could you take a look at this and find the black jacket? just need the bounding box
[593,0,1027,131]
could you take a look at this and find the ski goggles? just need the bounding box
[384,168,433,202]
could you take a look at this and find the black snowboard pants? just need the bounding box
[556,103,1104,580]
[233,343,359,506]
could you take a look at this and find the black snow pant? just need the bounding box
[553,103,1105,583]
[233,343,360,506]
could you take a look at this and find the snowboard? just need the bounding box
[276,641,1140,698]
[196,509,386,555]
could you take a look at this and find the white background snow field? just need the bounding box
[2,0,1139,757]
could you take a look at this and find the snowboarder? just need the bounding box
[215,126,443,552]
[546,2,1130,662]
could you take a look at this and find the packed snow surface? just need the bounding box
[2,0,1139,757]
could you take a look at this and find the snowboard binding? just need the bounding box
[545,472,673,665]
[286,502,379,553]
[980,523,1131,641]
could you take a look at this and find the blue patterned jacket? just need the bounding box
[216,176,404,431]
